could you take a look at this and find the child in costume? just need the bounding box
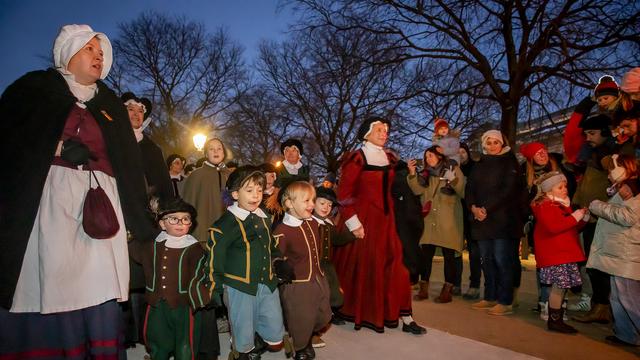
[131,197,208,360]
[310,186,356,347]
[274,181,332,359]
[193,166,291,360]
[530,172,588,333]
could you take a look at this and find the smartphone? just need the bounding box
[414,159,424,168]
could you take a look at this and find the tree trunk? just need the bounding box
[500,102,519,146]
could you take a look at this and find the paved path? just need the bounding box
[127,254,640,359]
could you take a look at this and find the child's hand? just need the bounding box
[274,259,295,283]
[571,208,587,222]
[442,166,456,182]
[352,226,365,239]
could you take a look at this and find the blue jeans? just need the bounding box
[478,238,515,305]
[610,276,640,345]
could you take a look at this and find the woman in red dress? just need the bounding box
[333,117,426,334]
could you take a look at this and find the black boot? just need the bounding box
[293,350,311,360]
[236,351,261,360]
[547,307,577,334]
[402,321,427,335]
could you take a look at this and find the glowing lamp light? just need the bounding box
[275,161,282,168]
[193,133,207,151]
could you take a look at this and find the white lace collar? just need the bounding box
[227,202,268,221]
[155,231,198,249]
[547,194,571,207]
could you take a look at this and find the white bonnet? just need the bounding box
[53,24,112,79]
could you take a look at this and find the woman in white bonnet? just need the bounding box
[0,24,156,358]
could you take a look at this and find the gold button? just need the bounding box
[254,225,258,228]
[163,266,167,269]
[164,248,168,251]
[162,285,166,289]
[263,257,267,260]
[260,277,264,281]
[258,235,262,238]
[163,256,167,259]
[162,276,166,279]
[262,267,266,270]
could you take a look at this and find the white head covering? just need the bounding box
[481,130,504,148]
[53,24,113,79]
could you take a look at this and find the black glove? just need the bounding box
[273,259,295,283]
[574,96,596,116]
[61,139,92,166]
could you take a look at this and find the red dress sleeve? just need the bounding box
[563,111,586,164]
[337,151,364,225]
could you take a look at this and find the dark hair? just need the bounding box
[226,165,266,192]
[423,145,445,166]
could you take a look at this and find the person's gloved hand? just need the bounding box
[60,139,92,166]
[273,259,295,284]
[442,166,456,182]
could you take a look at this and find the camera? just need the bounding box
[414,159,424,168]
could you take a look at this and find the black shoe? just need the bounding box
[293,350,311,360]
[331,315,345,325]
[254,333,268,355]
[402,321,427,335]
[304,344,316,359]
[606,335,639,347]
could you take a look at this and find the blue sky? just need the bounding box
[0,0,294,90]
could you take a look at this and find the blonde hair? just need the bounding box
[280,181,316,211]
[525,156,559,189]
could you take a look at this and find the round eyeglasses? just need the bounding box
[162,216,192,225]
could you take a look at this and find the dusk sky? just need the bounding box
[0,0,295,91]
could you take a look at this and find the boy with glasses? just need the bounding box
[130,197,209,360]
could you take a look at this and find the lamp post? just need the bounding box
[193,133,207,152]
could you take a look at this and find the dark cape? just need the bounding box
[0,68,158,309]
[139,135,173,202]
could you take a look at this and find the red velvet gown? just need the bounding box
[333,150,412,332]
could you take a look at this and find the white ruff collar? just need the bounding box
[227,202,268,221]
[155,231,198,249]
[283,160,303,174]
[312,214,333,226]
[361,141,389,166]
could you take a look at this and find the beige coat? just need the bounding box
[407,166,465,251]
[588,193,640,281]
[182,164,231,243]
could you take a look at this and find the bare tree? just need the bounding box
[107,11,247,155]
[290,0,640,143]
[257,28,412,172]
[222,86,294,164]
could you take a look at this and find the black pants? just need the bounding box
[454,255,463,287]
[468,239,482,288]
[582,222,611,305]
[419,244,457,284]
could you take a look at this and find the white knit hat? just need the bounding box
[538,171,567,192]
[53,24,112,79]
[481,130,504,148]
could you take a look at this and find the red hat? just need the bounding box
[519,142,546,161]
[594,75,619,98]
[434,117,448,132]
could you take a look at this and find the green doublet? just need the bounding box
[207,210,280,297]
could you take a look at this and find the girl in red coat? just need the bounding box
[531,171,588,334]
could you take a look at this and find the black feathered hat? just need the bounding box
[357,116,391,141]
[315,186,338,205]
[280,138,304,155]
[121,91,153,120]
[226,165,265,192]
[156,197,197,221]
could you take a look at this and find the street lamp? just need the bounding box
[193,133,207,152]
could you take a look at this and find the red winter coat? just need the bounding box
[531,199,586,268]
